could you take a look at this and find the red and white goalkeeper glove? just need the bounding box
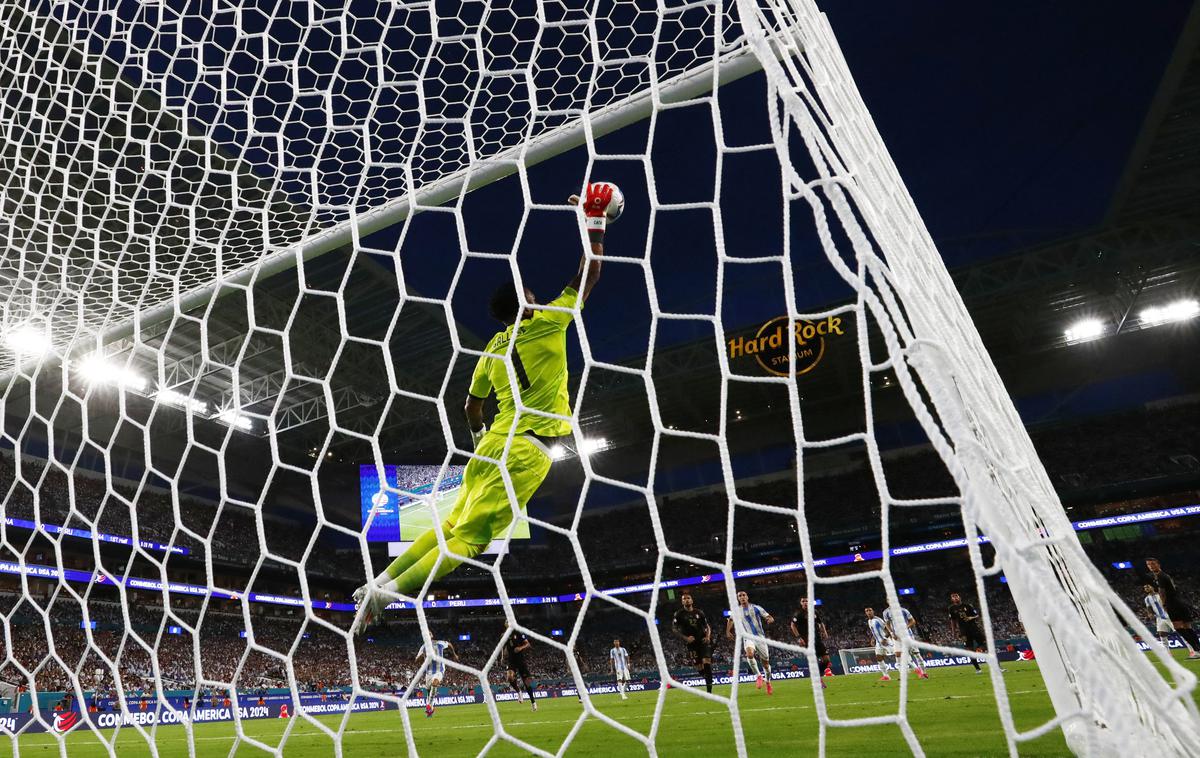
[580,181,619,241]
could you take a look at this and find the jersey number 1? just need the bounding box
[512,346,532,390]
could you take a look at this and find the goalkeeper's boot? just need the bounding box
[425,704,434,718]
[765,680,773,696]
[755,674,763,690]
[351,582,392,635]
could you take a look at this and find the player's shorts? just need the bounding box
[1165,602,1192,623]
[1156,618,1176,634]
[687,639,712,664]
[507,656,532,681]
[449,433,552,546]
[743,639,770,661]
[874,641,895,657]
[614,666,630,681]
[813,637,828,659]
[961,625,987,650]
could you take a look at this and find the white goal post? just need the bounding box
[0,0,1196,755]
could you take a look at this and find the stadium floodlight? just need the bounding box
[1064,318,1106,343]
[580,437,610,456]
[548,445,568,461]
[3,324,50,356]
[215,408,254,431]
[1140,299,1199,326]
[75,353,147,391]
[154,387,209,415]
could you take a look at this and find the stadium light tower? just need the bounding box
[1063,318,1106,343]
[1140,298,1199,326]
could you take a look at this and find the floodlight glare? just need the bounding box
[216,408,254,431]
[1064,318,1105,343]
[580,437,609,455]
[77,354,148,391]
[3,324,51,356]
[1140,299,1199,326]
[155,387,210,415]
[549,444,568,461]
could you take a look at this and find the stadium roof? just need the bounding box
[2,1,1196,523]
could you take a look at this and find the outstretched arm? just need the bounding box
[567,182,614,303]
[567,238,604,303]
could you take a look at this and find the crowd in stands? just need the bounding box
[0,401,1197,707]
[495,403,1200,583]
[1,401,1193,601]
[0,451,344,577]
[2,526,1196,705]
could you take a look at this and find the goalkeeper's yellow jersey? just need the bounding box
[468,287,578,438]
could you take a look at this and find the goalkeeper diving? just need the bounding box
[353,181,621,631]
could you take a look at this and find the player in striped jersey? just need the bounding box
[882,605,929,679]
[726,591,775,694]
[864,607,896,681]
[609,639,632,700]
[1144,583,1198,657]
[414,639,458,717]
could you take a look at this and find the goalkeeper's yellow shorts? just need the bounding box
[448,432,552,546]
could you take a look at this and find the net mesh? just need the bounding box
[0,0,1197,755]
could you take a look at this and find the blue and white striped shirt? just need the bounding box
[1144,593,1169,621]
[735,604,770,637]
[882,607,914,637]
[868,616,889,644]
[417,640,452,676]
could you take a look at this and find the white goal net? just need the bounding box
[0,0,1197,756]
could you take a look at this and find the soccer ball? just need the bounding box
[596,182,624,224]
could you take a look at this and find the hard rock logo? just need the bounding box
[728,315,844,376]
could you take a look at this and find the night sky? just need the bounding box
[60,0,1190,363]
[387,0,1192,363]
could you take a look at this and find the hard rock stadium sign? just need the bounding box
[727,315,845,376]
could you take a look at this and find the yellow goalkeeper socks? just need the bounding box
[391,534,486,597]
[381,520,453,580]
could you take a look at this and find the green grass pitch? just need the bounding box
[16,657,1200,756]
